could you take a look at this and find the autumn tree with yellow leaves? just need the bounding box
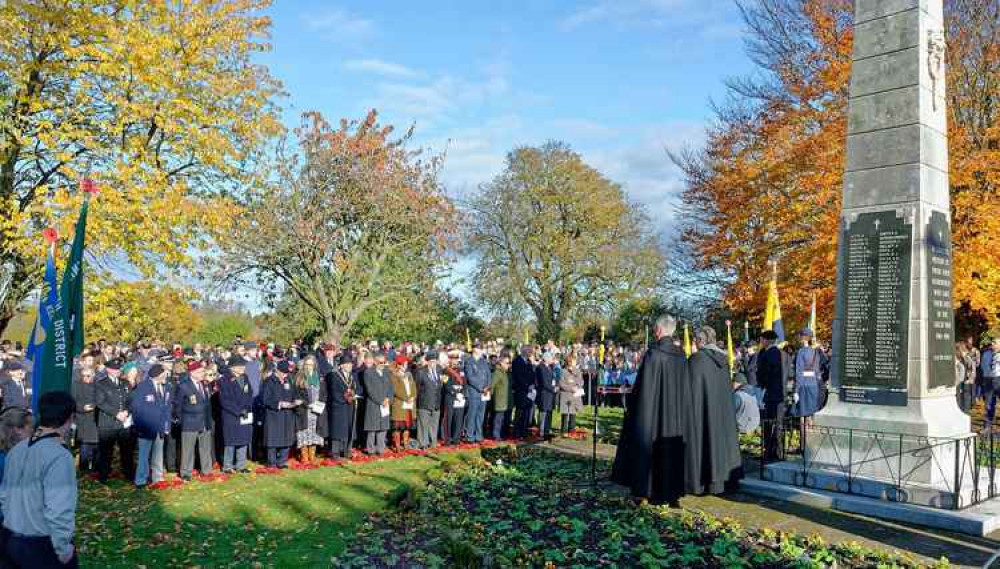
[674,0,1000,338]
[467,141,665,342]
[0,0,282,334]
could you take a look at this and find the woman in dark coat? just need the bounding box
[72,367,99,473]
[318,354,358,458]
[218,358,255,473]
[261,361,300,468]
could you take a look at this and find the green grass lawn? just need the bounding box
[76,450,481,568]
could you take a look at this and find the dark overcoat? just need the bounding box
[72,380,99,444]
[685,346,743,495]
[511,355,535,408]
[261,375,297,448]
[318,369,356,442]
[218,373,254,447]
[534,364,557,412]
[362,367,392,432]
[610,338,694,505]
[94,375,132,431]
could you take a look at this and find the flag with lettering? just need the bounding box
[39,180,95,398]
[27,231,60,410]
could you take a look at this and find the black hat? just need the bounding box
[3,360,24,372]
[228,355,248,367]
[338,353,355,366]
[277,360,295,374]
[424,351,438,362]
[105,359,123,371]
[760,330,779,341]
[148,363,165,378]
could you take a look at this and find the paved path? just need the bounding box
[535,437,1000,568]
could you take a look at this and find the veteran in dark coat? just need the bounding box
[95,360,135,482]
[219,355,255,472]
[174,361,215,479]
[685,327,743,496]
[362,353,392,455]
[319,354,358,458]
[262,360,299,467]
[611,315,693,507]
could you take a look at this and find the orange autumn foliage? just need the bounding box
[675,0,1000,337]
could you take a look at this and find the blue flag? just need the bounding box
[28,243,60,410]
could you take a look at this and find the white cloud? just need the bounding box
[343,58,420,79]
[305,8,374,38]
[559,0,739,35]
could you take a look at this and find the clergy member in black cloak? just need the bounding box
[685,326,743,495]
[611,314,692,506]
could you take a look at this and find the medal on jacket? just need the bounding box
[242,383,249,394]
[283,382,290,390]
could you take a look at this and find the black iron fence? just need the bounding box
[742,417,1000,510]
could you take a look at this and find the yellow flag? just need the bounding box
[726,320,735,376]
[763,262,785,343]
[599,326,606,365]
[683,323,692,357]
[466,328,473,352]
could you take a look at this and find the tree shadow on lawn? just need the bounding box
[707,492,999,567]
[77,453,480,568]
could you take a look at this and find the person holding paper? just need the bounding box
[557,354,585,435]
[362,353,393,455]
[262,360,299,468]
[218,355,254,473]
[293,356,323,464]
[94,359,135,483]
[414,352,443,449]
[441,352,467,446]
[389,356,416,452]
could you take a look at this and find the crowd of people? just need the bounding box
[0,318,893,566]
[0,337,614,490]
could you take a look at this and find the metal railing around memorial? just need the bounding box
[742,418,1000,510]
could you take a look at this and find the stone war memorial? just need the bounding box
[751,0,1000,536]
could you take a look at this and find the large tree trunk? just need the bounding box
[533,304,563,344]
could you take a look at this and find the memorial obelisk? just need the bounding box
[816,0,970,442]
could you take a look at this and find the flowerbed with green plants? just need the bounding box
[336,446,946,568]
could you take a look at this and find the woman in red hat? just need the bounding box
[389,356,416,452]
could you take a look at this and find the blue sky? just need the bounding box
[258,0,754,228]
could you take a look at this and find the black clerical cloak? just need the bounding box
[611,338,692,505]
[685,346,743,495]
